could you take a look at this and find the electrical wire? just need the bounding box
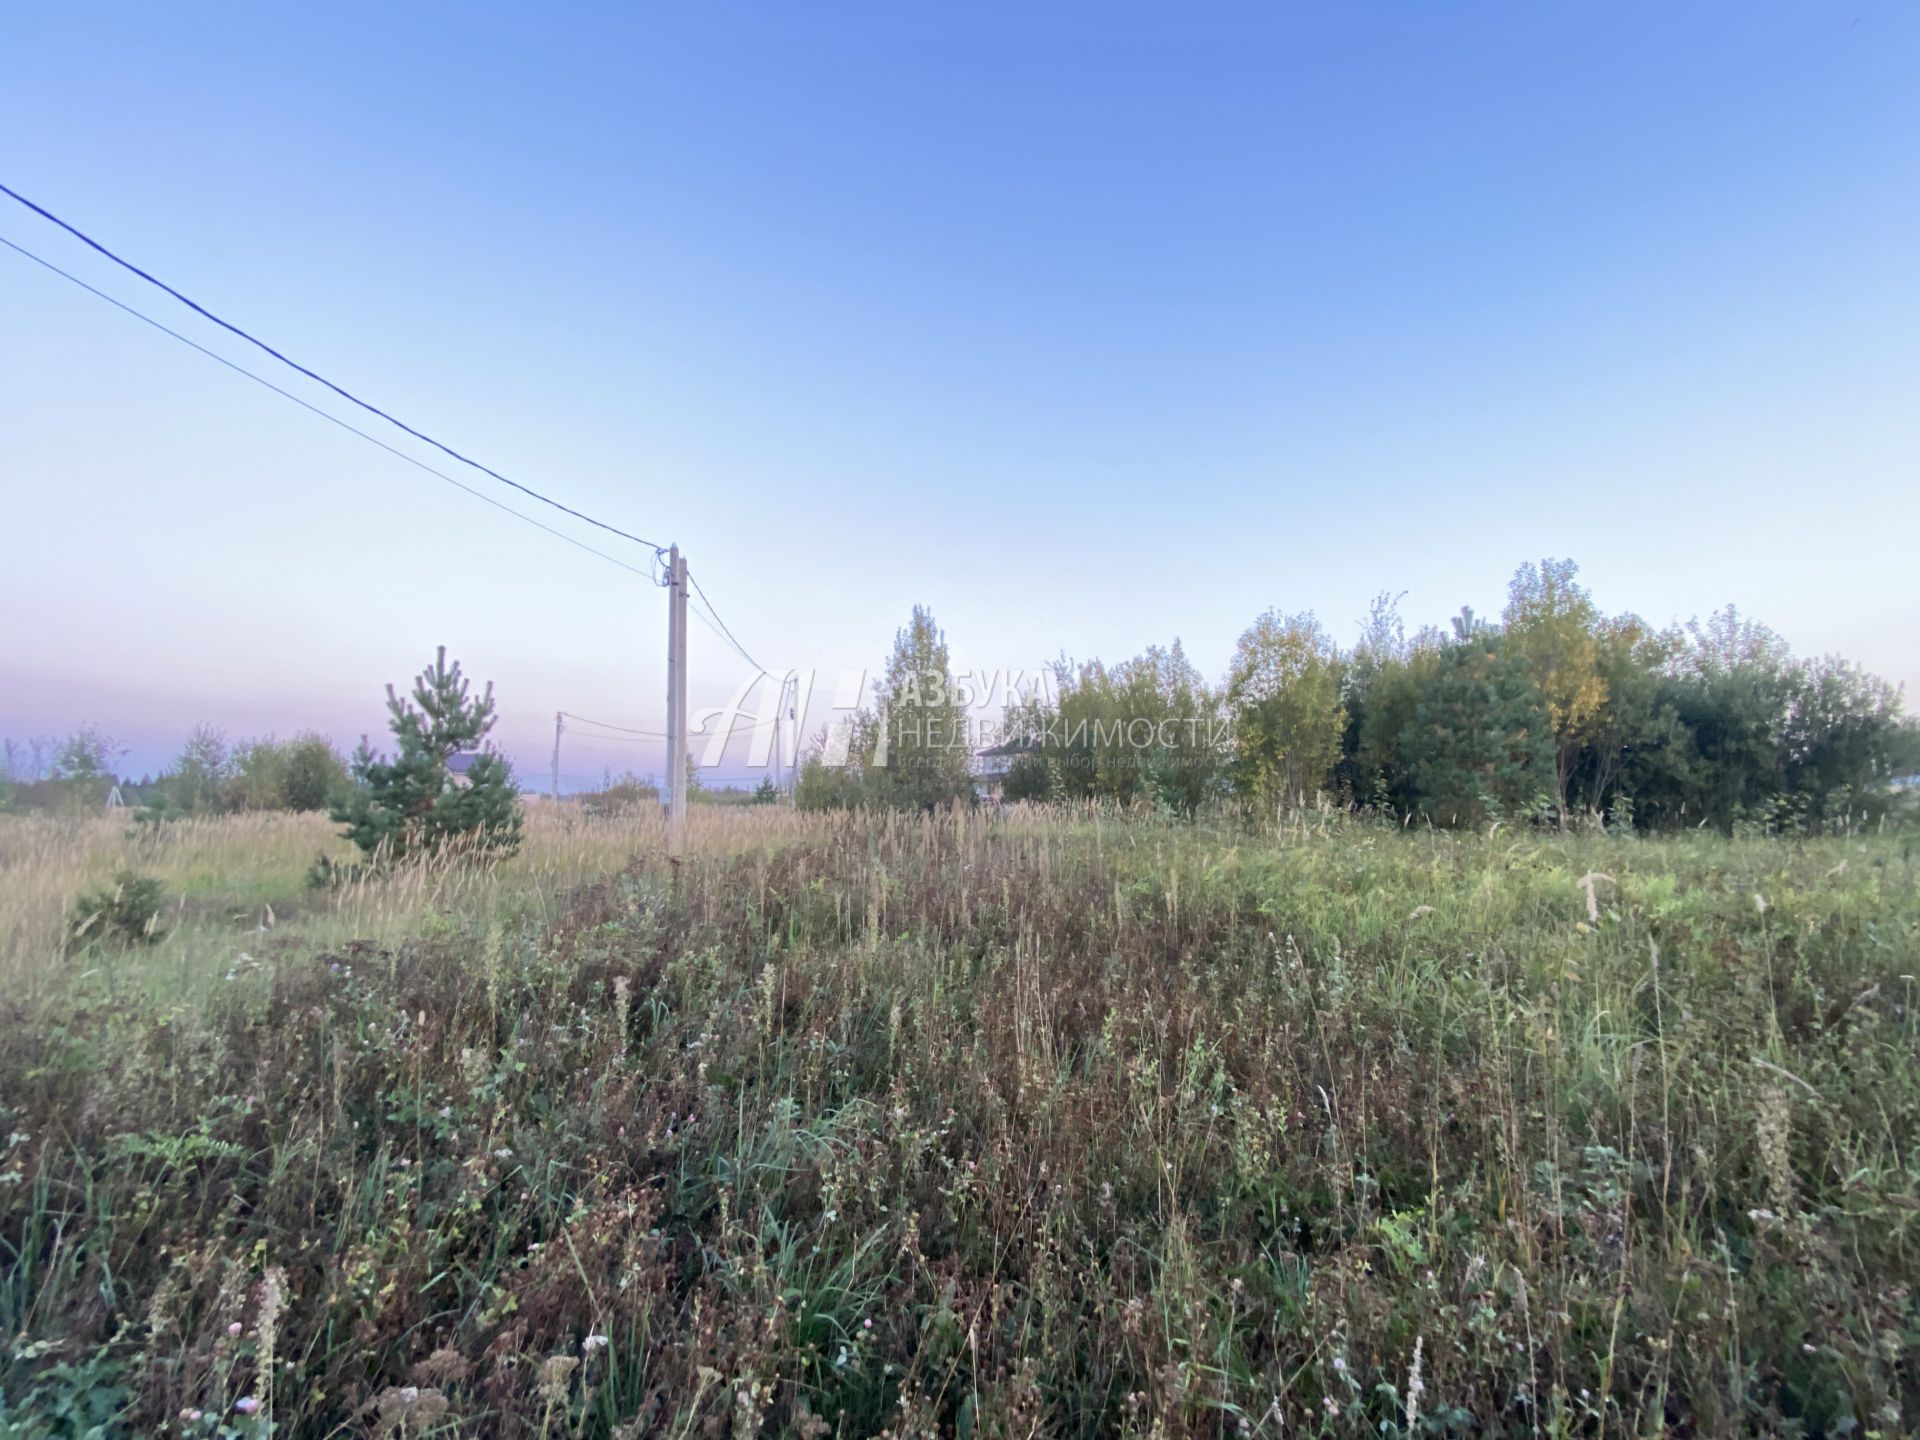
[559,712,668,737]
[0,232,653,578]
[687,597,750,664]
[686,568,766,673]
[3,187,782,693]
[0,181,665,556]
[561,710,773,740]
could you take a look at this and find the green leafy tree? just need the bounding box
[53,724,120,811]
[1781,657,1914,826]
[866,606,975,811]
[333,647,522,863]
[1568,615,1673,825]
[54,726,116,782]
[280,732,350,811]
[229,737,288,811]
[1648,608,1796,830]
[1338,592,1434,807]
[1502,559,1606,825]
[793,746,866,812]
[1403,632,1555,826]
[998,751,1057,803]
[222,732,348,811]
[166,724,235,814]
[1227,610,1346,811]
[1014,642,1224,812]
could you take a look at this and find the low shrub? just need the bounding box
[65,870,168,949]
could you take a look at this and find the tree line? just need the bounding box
[1,726,349,817]
[799,560,1918,832]
[9,563,1915,836]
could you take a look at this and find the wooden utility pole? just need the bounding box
[664,545,689,858]
[550,711,563,801]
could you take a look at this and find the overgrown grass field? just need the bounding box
[2,807,1917,1437]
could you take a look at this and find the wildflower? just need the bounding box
[493,1148,513,1161]
[235,1396,261,1414]
[227,1322,244,1336]
[257,1267,286,1414]
[1406,1335,1425,1433]
[583,1334,609,1353]
[1755,1086,1795,1215]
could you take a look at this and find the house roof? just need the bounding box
[978,737,1037,759]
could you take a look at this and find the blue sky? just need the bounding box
[3,1,1916,786]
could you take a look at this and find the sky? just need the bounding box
[3,1,1917,788]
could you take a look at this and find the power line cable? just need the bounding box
[559,712,669,738]
[4,196,793,793]
[687,598,748,664]
[686,568,766,672]
[560,714,664,736]
[0,180,665,555]
[561,710,772,740]
[0,232,653,578]
[7,192,782,720]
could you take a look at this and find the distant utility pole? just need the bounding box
[664,544,689,858]
[769,674,784,797]
[550,711,563,801]
[787,674,799,798]
[776,672,799,798]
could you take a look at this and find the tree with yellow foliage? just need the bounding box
[1501,559,1606,826]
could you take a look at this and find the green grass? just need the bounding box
[1,808,1917,1437]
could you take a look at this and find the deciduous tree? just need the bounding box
[1502,559,1605,825]
[1227,610,1345,811]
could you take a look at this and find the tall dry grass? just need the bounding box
[0,803,845,992]
[1,804,1916,1436]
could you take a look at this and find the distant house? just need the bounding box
[972,739,1029,804]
